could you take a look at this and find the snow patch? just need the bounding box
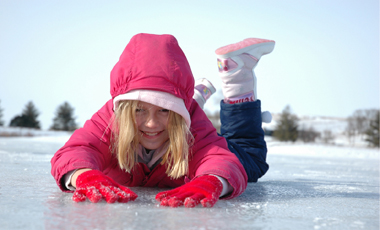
[266,139,379,160]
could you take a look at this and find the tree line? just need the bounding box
[0,100,77,131]
[1,100,378,147]
[206,104,379,148]
[270,105,379,148]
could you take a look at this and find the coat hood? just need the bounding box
[110,33,195,125]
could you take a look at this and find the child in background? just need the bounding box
[51,33,274,208]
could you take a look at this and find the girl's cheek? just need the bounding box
[159,114,169,125]
[158,113,169,119]
[135,115,144,126]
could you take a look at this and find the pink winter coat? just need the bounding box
[50,33,247,199]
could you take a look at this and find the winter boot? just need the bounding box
[216,38,275,123]
[193,78,216,109]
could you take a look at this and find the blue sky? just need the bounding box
[0,0,379,129]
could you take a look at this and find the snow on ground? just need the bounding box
[266,136,378,160]
[0,126,72,137]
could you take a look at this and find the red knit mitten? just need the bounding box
[72,170,138,203]
[155,175,223,208]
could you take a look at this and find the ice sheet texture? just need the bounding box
[0,136,379,229]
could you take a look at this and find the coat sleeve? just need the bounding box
[50,100,114,191]
[187,100,248,199]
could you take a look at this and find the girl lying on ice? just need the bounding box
[51,33,274,208]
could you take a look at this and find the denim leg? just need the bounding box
[220,100,269,182]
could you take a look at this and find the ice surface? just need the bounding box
[0,135,378,229]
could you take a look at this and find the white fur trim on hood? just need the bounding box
[113,90,191,128]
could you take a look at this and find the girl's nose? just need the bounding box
[145,114,159,128]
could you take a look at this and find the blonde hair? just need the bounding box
[112,100,193,179]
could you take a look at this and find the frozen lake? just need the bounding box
[0,135,378,229]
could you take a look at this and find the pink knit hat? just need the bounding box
[113,90,191,128]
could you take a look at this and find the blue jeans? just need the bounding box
[219,100,269,182]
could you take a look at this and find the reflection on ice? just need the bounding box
[0,136,379,229]
[43,186,270,229]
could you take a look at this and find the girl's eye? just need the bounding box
[136,108,144,113]
[160,109,169,112]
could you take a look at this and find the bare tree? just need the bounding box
[321,129,335,145]
[346,109,379,145]
[0,100,4,126]
[298,126,320,143]
[352,110,367,135]
[346,116,356,145]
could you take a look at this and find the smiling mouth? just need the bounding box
[141,131,162,137]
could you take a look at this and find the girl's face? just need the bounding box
[135,101,170,150]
